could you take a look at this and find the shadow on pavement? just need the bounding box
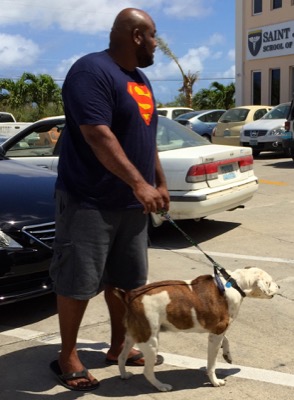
[0,293,57,332]
[0,340,241,398]
[149,218,240,250]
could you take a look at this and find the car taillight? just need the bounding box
[285,121,290,130]
[238,155,254,172]
[186,155,253,183]
[186,163,219,182]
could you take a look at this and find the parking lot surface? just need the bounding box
[0,152,294,399]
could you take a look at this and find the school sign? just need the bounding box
[247,20,294,60]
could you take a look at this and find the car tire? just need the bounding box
[252,149,260,157]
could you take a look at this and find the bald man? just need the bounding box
[49,8,169,391]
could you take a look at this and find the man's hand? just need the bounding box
[133,182,167,214]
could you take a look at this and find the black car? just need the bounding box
[0,157,56,304]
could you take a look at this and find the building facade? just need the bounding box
[235,0,294,106]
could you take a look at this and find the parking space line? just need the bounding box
[259,179,288,186]
[166,248,294,264]
[1,328,294,388]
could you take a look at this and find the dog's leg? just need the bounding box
[138,337,172,392]
[118,334,134,380]
[221,335,232,364]
[207,333,226,387]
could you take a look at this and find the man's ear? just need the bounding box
[133,28,143,45]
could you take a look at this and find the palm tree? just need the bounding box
[210,81,235,109]
[156,36,198,108]
[22,72,62,116]
[0,73,62,119]
[0,77,30,110]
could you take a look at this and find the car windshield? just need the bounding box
[219,108,250,123]
[157,116,208,151]
[261,103,290,120]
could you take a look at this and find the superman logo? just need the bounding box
[127,82,154,126]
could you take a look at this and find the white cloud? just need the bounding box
[0,34,40,68]
[228,49,235,61]
[0,0,216,33]
[56,54,84,77]
[206,33,225,46]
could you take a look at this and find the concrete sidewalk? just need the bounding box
[0,248,293,399]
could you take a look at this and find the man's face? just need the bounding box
[136,25,157,68]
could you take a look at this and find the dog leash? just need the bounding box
[160,211,246,298]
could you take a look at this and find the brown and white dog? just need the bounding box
[115,267,279,392]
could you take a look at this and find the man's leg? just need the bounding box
[104,286,144,362]
[56,295,98,387]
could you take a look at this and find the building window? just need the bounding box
[252,71,262,105]
[270,69,280,105]
[253,0,262,14]
[272,0,282,9]
[290,67,294,98]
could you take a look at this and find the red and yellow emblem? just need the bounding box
[127,82,154,126]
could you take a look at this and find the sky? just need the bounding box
[0,0,236,104]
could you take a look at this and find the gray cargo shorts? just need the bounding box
[49,190,149,300]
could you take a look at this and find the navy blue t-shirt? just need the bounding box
[56,50,158,209]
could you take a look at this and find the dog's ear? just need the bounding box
[256,278,270,295]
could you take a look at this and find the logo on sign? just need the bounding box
[248,30,262,56]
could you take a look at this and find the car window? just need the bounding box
[5,126,62,158]
[253,109,268,121]
[219,108,249,123]
[172,109,191,119]
[157,110,167,117]
[157,116,208,151]
[262,103,290,119]
[199,111,224,123]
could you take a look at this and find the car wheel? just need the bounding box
[290,147,294,162]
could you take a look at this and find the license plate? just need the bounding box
[249,139,258,146]
[221,164,236,180]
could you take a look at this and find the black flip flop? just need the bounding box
[50,360,100,391]
[105,352,164,366]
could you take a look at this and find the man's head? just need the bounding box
[109,8,157,69]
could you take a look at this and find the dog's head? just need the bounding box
[233,267,279,299]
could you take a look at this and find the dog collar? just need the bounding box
[214,265,246,298]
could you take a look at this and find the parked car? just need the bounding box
[0,115,258,228]
[174,109,226,141]
[212,105,272,146]
[157,107,194,120]
[282,98,294,161]
[240,102,291,156]
[0,158,56,304]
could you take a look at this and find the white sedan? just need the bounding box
[0,115,258,227]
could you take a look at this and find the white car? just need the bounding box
[240,102,291,156]
[157,107,194,120]
[0,116,258,227]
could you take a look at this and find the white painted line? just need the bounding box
[0,327,45,340]
[160,352,294,388]
[2,328,294,388]
[161,248,294,265]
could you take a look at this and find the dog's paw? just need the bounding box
[156,383,173,392]
[223,353,232,364]
[120,371,133,380]
[212,378,226,387]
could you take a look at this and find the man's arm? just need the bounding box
[80,124,166,214]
